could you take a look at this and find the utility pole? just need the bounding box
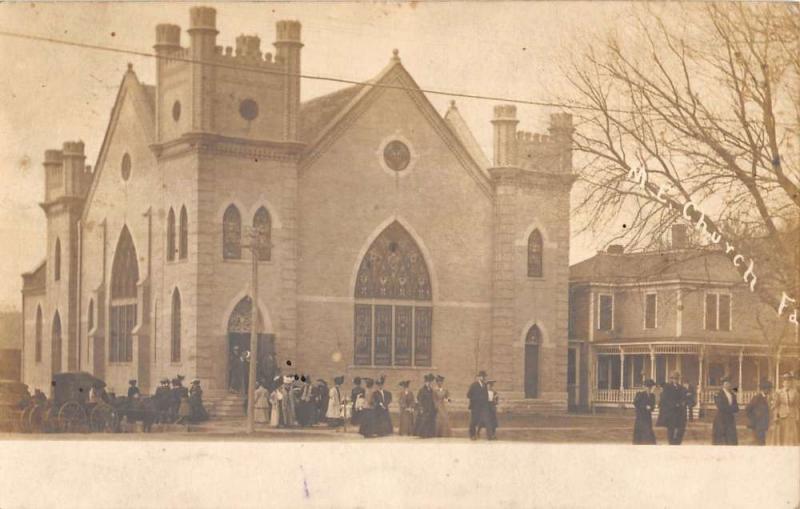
[242,226,263,434]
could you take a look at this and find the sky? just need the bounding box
[0,2,637,310]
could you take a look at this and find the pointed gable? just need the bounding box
[81,68,156,222]
[299,55,491,196]
[444,101,491,172]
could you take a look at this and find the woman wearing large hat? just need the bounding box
[326,376,346,429]
[433,375,452,438]
[768,373,800,446]
[633,380,658,444]
[414,374,437,438]
[397,381,416,436]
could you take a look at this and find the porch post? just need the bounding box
[775,347,782,383]
[619,347,625,391]
[756,358,761,386]
[738,348,744,390]
[650,347,656,380]
[698,345,705,406]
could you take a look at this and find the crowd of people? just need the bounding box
[150,375,209,425]
[632,371,800,446]
[247,370,501,440]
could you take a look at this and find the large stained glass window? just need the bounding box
[110,226,138,363]
[353,221,432,367]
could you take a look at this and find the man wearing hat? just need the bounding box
[326,376,345,428]
[127,380,140,399]
[712,377,739,445]
[746,379,772,445]
[467,370,491,440]
[656,371,689,445]
[153,378,171,424]
[633,380,657,444]
[414,373,437,438]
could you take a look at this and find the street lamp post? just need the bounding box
[242,226,263,434]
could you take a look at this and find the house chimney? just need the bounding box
[672,224,688,249]
[607,245,624,254]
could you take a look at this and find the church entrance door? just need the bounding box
[524,325,542,399]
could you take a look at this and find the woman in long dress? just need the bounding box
[372,376,393,437]
[414,374,437,438]
[358,378,377,438]
[768,373,800,446]
[632,379,657,444]
[326,376,345,428]
[397,381,416,436]
[350,377,365,426]
[188,379,209,423]
[433,375,452,437]
[253,381,269,424]
[269,379,283,427]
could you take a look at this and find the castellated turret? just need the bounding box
[152,6,303,144]
[491,105,573,173]
[43,141,92,205]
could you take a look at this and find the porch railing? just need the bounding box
[592,388,758,408]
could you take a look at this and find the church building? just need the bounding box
[20,6,574,410]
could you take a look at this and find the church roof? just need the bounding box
[299,85,364,143]
[21,260,46,293]
[570,248,742,286]
[443,102,491,172]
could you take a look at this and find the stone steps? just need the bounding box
[204,392,246,418]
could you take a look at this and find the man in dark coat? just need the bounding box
[712,378,739,445]
[414,374,437,438]
[745,380,772,445]
[467,370,491,440]
[153,378,171,424]
[633,379,657,444]
[657,372,688,445]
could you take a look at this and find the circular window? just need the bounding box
[121,153,131,181]
[239,99,259,121]
[172,100,181,122]
[383,140,411,172]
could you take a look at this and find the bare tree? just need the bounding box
[564,3,799,363]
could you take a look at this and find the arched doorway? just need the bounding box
[51,311,62,374]
[110,226,139,363]
[226,296,275,393]
[524,325,541,398]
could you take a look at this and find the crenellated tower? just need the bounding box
[488,106,575,408]
[40,141,93,374]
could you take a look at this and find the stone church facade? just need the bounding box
[20,7,574,407]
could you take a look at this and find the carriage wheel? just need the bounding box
[18,407,31,433]
[90,404,114,433]
[58,401,87,433]
[28,405,45,433]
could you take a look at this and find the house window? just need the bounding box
[166,208,176,261]
[179,206,188,260]
[597,293,614,331]
[527,229,543,277]
[353,221,432,367]
[34,306,42,363]
[644,293,657,329]
[109,226,138,363]
[223,205,242,260]
[54,238,61,281]
[252,207,271,261]
[171,288,181,363]
[705,293,731,331]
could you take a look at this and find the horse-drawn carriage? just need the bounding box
[18,372,116,433]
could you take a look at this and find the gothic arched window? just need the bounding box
[179,206,188,260]
[166,208,176,261]
[87,299,94,332]
[528,229,543,277]
[253,207,271,261]
[171,288,181,363]
[52,311,62,374]
[35,306,42,363]
[110,226,138,363]
[223,205,242,260]
[526,325,542,344]
[354,221,432,367]
[54,238,61,281]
